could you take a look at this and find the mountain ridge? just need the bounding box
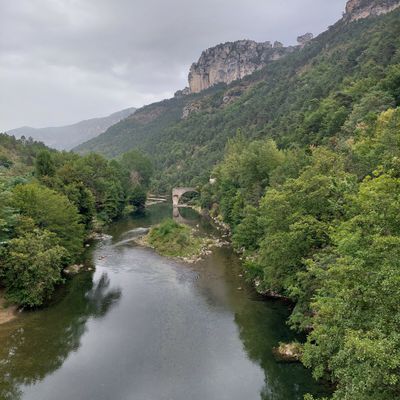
[7,107,136,150]
[75,1,400,192]
[344,0,400,20]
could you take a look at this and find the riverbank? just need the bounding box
[0,290,17,325]
[0,201,327,399]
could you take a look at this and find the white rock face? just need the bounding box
[188,40,293,93]
[345,0,400,21]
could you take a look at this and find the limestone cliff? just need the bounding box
[188,40,294,94]
[344,0,400,21]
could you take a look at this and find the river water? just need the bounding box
[0,204,327,400]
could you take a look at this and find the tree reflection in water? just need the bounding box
[234,298,330,400]
[195,246,328,400]
[0,272,121,400]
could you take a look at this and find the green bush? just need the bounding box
[11,183,84,261]
[147,219,202,257]
[0,226,67,307]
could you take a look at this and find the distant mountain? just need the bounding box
[7,107,136,150]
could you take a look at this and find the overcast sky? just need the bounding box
[0,0,346,131]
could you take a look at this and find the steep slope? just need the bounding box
[345,0,400,20]
[188,39,296,93]
[0,134,49,179]
[8,107,136,150]
[75,3,400,192]
[74,84,234,158]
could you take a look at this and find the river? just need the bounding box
[0,204,327,400]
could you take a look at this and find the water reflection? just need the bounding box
[177,211,327,400]
[235,301,326,399]
[173,206,200,228]
[0,203,326,400]
[0,272,121,400]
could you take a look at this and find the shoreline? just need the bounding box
[134,232,229,264]
[0,290,18,325]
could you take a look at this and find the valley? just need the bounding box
[1,1,400,399]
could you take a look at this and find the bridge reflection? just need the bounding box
[172,206,193,225]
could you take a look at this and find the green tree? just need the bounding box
[256,149,356,295]
[11,183,84,261]
[0,224,67,307]
[119,150,153,188]
[232,205,262,252]
[35,150,55,178]
[303,172,400,400]
[213,135,284,227]
[0,182,17,243]
[127,185,147,209]
[62,183,96,230]
[351,107,400,178]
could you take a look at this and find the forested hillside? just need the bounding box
[77,5,400,399]
[0,134,151,307]
[3,2,400,399]
[192,5,400,398]
[76,8,400,193]
[202,107,400,399]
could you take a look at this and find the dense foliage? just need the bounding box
[0,134,152,307]
[76,11,399,396]
[2,6,400,400]
[202,107,400,399]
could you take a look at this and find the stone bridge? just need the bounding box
[172,187,198,207]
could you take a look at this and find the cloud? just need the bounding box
[0,0,346,130]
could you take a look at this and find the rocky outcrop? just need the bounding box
[344,0,400,21]
[174,87,190,98]
[297,33,314,47]
[182,101,202,119]
[184,1,400,94]
[188,40,294,93]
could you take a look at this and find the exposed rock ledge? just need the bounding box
[344,0,400,21]
[188,39,296,93]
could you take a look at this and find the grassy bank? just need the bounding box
[146,219,204,259]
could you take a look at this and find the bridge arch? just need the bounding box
[172,187,198,207]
